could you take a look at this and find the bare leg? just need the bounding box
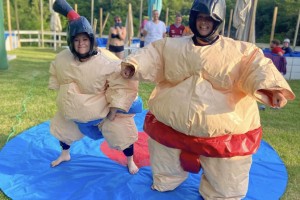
[51,149,71,167]
[115,51,124,59]
[127,155,139,174]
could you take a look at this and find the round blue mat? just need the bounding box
[0,111,288,200]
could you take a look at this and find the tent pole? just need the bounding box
[137,0,143,37]
[91,0,94,26]
[14,0,20,47]
[6,0,12,50]
[99,8,103,37]
[227,9,233,37]
[165,7,169,27]
[101,13,110,36]
[248,0,258,43]
[40,0,44,47]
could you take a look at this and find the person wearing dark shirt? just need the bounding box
[282,38,293,54]
[168,13,185,38]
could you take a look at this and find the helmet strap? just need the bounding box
[76,50,97,62]
[192,35,219,46]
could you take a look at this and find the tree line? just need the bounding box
[3,0,300,44]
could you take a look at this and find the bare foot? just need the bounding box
[127,156,139,174]
[151,184,160,191]
[51,150,71,167]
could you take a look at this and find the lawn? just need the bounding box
[0,47,299,200]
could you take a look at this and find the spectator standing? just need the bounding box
[168,13,185,37]
[143,10,166,46]
[107,16,126,59]
[139,16,149,48]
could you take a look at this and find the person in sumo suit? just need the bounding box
[120,0,295,198]
[49,0,142,174]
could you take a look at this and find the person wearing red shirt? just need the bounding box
[168,13,185,38]
[270,39,284,56]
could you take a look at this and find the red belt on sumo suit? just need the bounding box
[144,112,262,173]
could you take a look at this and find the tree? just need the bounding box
[255,0,300,43]
[1,0,299,45]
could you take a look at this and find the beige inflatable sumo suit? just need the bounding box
[120,1,295,198]
[49,47,138,151]
[49,0,139,154]
[121,21,295,200]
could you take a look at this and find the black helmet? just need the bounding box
[189,0,225,43]
[53,0,97,59]
[67,16,97,59]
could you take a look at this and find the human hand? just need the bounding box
[107,107,118,121]
[271,90,287,108]
[116,26,121,32]
[258,89,287,108]
[121,65,135,79]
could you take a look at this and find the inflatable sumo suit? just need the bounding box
[49,0,140,152]
[122,0,295,199]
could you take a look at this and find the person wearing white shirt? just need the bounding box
[143,10,166,46]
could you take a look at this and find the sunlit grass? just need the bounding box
[0,48,299,199]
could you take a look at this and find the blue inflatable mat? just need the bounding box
[96,38,108,47]
[0,110,287,200]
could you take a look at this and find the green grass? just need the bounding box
[0,48,299,199]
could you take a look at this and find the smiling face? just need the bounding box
[175,16,182,25]
[153,10,160,21]
[73,33,91,55]
[283,42,289,48]
[196,13,214,37]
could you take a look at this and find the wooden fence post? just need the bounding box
[292,9,300,50]
[270,6,278,43]
[6,0,12,50]
[40,0,44,47]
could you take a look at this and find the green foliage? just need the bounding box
[255,0,300,43]
[2,0,300,43]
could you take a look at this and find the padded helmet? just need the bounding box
[53,0,97,59]
[189,0,225,43]
[67,17,97,59]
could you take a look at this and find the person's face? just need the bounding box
[270,42,277,49]
[196,13,214,37]
[283,42,289,47]
[73,33,91,55]
[175,16,182,24]
[115,17,121,24]
[153,11,159,21]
